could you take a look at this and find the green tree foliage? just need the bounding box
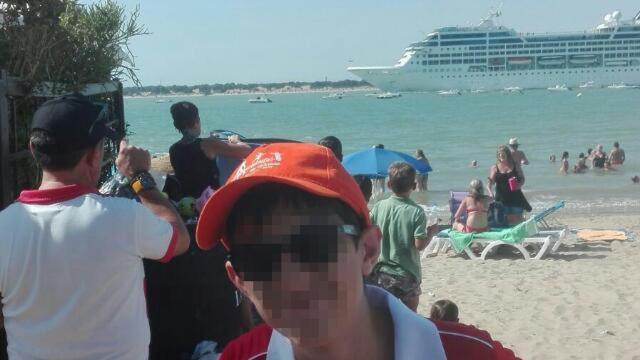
[0,0,147,92]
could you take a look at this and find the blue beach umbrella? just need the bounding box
[342,148,433,178]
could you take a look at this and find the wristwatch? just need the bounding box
[130,171,156,194]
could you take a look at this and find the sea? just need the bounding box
[124,88,640,214]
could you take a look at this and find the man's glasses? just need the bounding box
[230,224,359,282]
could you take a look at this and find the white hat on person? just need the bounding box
[508,138,519,146]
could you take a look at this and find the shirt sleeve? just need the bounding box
[133,202,177,262]
[414,208,427,239]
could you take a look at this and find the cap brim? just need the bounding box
[196,175,341,251]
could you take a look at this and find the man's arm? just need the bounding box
[515,163,526,186]
[200,137,252,159]
[520,152,529,165]
[414,236,429,251]
[414,208,430,251]
[453,198,467,223]
[116,140,190,257]
[137,189,190,256]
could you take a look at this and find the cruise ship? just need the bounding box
[348,9,640,91]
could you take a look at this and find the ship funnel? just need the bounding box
[612,11,622,20]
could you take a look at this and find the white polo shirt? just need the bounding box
[0,184,177,360]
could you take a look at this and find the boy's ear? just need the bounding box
[225,261,250,298]
[360,225,382,276]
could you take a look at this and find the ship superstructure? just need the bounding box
[348,10,640,91]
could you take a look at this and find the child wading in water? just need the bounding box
[453,179,491,233]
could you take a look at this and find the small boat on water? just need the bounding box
[579,81,595,88]
[547,84,570,92]
[248,96,272,103]
[438,89,462,96]
[607,83,636,89]
[376,92,402,99]
[503,86,523,94]
[322,92,343,100]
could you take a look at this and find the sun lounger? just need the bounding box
[421,194,566,260]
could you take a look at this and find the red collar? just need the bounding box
[17,184,98,205]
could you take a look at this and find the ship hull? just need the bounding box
[348,65,640,91]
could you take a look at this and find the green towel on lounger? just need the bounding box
[447,219,538,253]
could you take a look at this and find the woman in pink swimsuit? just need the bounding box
[453,179,492,233]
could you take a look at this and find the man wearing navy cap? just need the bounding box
[0,94,190,359]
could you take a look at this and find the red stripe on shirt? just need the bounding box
[17,184,98,205]
[159,225,179,263]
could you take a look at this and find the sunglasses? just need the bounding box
[230,224,359,282]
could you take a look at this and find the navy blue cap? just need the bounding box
[31,94,118,153]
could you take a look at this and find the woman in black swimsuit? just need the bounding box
[487,145,532,225]
[168,102,252,198]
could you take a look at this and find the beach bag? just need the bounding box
[508,176,521,191]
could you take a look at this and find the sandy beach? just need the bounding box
[418,211,640,360]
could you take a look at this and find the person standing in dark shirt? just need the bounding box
[169,102,251,198]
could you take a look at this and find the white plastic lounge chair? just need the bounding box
[421,195,566,260]
[424,218,554,260]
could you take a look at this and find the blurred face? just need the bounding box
[227,205,369,345]
[497,149,508,162]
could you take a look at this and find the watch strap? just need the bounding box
[130,171,156,194]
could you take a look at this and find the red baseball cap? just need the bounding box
[196,142,372,251]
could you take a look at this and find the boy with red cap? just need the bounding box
[196,143,519,360]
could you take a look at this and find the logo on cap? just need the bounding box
[233,151,283,180]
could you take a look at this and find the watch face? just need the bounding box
[137,173,156,190]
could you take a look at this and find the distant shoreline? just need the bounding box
[124,86,378,99]
[123,79,375,98]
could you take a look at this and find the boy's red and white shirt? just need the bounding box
[220,285,520,360]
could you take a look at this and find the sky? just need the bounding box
[84,0,640,86]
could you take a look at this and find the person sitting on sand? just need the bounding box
[559,152,569,175]
[592,144,606,169]
[169,101,251,199]
[453,179,491,233]
[430,300,459,322]
[415,149,430,191]
[608,141,625,166]
[549,154,556,163]
[573,153,588,173]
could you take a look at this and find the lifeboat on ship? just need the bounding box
[569,55,598,65]
[508,57,532,65]
[537,56,566,66]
